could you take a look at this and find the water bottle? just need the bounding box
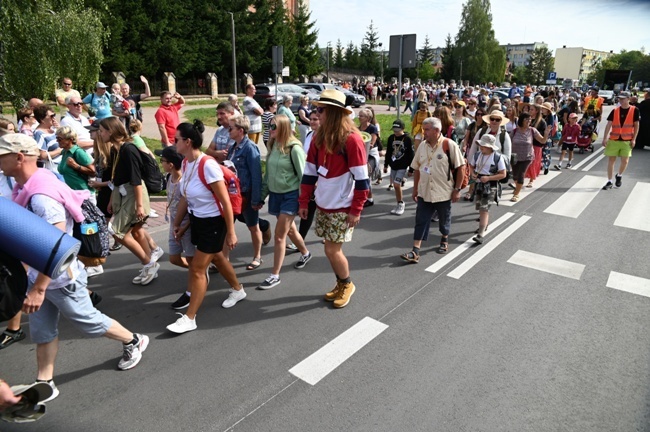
[228,178,237,195]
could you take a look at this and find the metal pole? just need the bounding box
[397,35,403,121]
[379,43,383,83]
[459,59,462,86]
[326,43,330,83]
[229,12,237,94]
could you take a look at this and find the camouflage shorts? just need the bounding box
[315,209,354,243]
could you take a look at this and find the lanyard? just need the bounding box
[182,154,201,198]
[476,152,492,174]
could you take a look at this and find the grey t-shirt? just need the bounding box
[211,126,235,152]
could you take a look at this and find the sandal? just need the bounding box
[437,238,449,254]
[463,192,472,201]
[510,195,519,202]
[246,258,263,270]
[526,183,533,188]
[400,250,419,263]
[110,243,123,251]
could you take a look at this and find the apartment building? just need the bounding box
[500,42,549,68]
[554,46,615,82]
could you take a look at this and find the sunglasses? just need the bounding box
[269,124,277,130]
[489,117,501,122]
[48,113,56,119]
[316,106,326,114]
[228,126,240,132]
[63,83,72,86]
[69,102,83,107]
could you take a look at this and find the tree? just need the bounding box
[0,0,108,109]
[453,0,506,84]
[440,34,456,83]
[585,50,650,88]
[360,21,380,74]
[524,47,554,85]
[333,39,344,68]
[510,66,528,85]
[420,35,435,65]
[345,41,361,69]
[292,0,322,77]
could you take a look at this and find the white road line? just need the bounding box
[289,317,388,386]
[425,212,515,273]
[507,250,585,280]
[570,146,604,170]
[607,271,650,298]
[614,182,650,232]
[543,175,603,218]
[581,153,606,172]
[447,215,531,280]
[499,171,561,206]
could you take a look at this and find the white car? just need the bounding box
[598,90,615,105]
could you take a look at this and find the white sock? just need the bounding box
[271,274,279,279]
[185,291,191,296]
[609,178,614,183]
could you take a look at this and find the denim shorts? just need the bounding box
[168,225,196,257]
[390,169,407,184]
[29,271,113,344]
[268,189,300,216]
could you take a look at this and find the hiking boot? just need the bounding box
[324,282,342,302]
[118,334,149,370]
[171,292,190,310]
[602,181,613,190]
[615,174,622,188]
[394,201,405,215]
[333,282,356,309]
[0,328,26,350]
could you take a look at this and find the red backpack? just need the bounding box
[185,155,242,216]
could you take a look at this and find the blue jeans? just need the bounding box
[413,198,451,241]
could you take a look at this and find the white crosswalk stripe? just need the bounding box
[614,182,650,232]
[607,271,650,298]
[543,175,603,218]
[507,250,585,280]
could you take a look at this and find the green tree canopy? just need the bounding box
[334,39,344,68]
[524,47,554,85]
[454,0,506,84]
[440,34,456,83]
[291,0,322,77]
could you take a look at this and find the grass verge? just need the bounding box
[184,108,218,127]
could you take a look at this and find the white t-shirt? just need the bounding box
[243,96,263,133]
[304,131,314,154]
[471,151,506,175]
[181,155,225,218]
[0,173,14,198]
[27,194,83,289]
[60,112,92,143]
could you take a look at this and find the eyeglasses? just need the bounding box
[269,124,277,130]
[228,126,240,132]
[69,102,83,107]
[316,106,326,114]
[63,83,72,86]
[489,117,501,122]
[48,114,56,119]
[468,102,476,105]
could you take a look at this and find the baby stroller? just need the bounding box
[576,117,597,154]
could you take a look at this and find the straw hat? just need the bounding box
[535,102,554,113]
[312,89,353,115]
[482,110,509,127]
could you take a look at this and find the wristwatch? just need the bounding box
[454,188,461,192]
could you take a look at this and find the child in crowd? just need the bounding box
[469,135,507,244]
[160,146,195,310]
[383,119,414,215]
[554,112,581,170]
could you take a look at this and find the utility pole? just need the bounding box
[378,42,383,83]
[228,12,237,94]
[327,41,330,83]
[459,59,463,86]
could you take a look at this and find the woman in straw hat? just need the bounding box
[467,110,512,169]
[298,89,369,309]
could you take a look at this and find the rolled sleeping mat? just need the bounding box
[0,198,80,278]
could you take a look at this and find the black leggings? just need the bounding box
[512,160,532,184]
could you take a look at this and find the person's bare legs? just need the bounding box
[324,240,349,280]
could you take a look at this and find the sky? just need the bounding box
[310,0,650,55]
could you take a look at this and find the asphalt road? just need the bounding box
[3,107,650,431]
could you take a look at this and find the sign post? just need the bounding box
[545,71,557,85]
[272,46,283,102]
[389,34,417,120]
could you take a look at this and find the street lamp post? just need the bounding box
[326,41,331,83]
[378,42,383,83]
[228,12,237,94]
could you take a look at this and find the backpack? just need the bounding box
[140,150,165,194]
[477,127,511,183]
[0,250,28,322]
[442,139,469,190]
[473,150,509,185]
[188,155,242,216]
[73,199,110,267]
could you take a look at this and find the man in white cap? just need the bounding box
[82,82,112,120]
[601,91,639,190]
[0,134,150,401]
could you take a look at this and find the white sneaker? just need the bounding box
[390,205,398,215]
[118,333,149,370]
[222,285,246,308]
[151,247,164,263]
[149,209,159,218]
[138,262,160,286]
[86,265,104,278]
[132,270,158,285]
[395,201,405,215]
[166,313,197,334]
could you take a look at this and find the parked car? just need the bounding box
[253,83,318,113]
[598,89,615,105]
[333,86,366,107]
[492,90,510,103]
[298,83,336,93]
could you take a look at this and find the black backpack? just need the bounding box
[0,250,27,322]
[126,143,164,194]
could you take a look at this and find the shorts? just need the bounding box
[475,194,492,211]
[189,213,227,254]
[315,209,353,243]
[561,142,576,152]
[236,191,261,227]
[268,189,300,216]
[604,140,632,158]
[29,272,112,344]
[390,169,407,184]
[168,224,196,257]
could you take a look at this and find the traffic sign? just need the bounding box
[547,72,557,80]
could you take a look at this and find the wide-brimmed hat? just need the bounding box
[312,89,353,115]
[455,100,466,108]
[535,102,555,113]
[478,134,499,151]
[0,133,40,156]
[482,110,509,127]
